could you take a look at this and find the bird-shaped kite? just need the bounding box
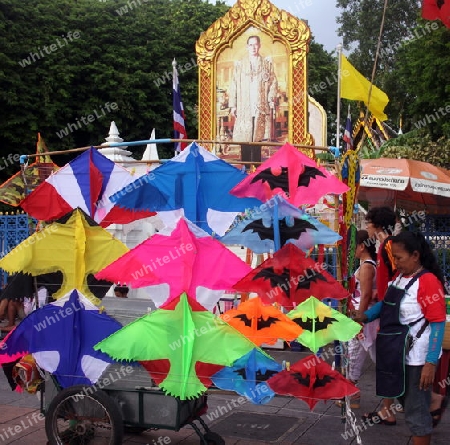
[94,293,258,400]
[233,244,349,309]
[19,147,157,227]
[0,133,58,206]
[220,198,341,254]
[287,297,361,353]
[267,355,359,410]
[221,297,302,346]
[95,218,251,310]
[0,208,129,304]
[0,290,124,388]
[211,348,282,404]
[231,143,349,206]
[108,142,262,235]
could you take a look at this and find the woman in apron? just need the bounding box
[356,231,446,445]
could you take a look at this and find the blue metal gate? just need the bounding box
[0,212,32,287]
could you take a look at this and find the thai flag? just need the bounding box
[343,108,353,152]
[173,59,188,153]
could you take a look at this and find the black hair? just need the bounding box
[114,285,129,294]
[356,229,376,261]
[247,35,261,45]
[391,231,446,288]
[365,206,396,234]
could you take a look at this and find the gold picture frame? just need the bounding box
[196,0,313,161]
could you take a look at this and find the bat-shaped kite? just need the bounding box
[242,217,317,246]
[267,355,358,409]
[231,143,349,206]
[234,314,280,330]
[220,198,342,254]
[233,244,349,308]
[287,296,361,353]
[221,297,302,346]
[251,165,326,192]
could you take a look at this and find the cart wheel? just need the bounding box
[45,385,123,445]
[203,431,225,445]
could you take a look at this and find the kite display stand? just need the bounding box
[40,297,225,445]
[41,378,223,445]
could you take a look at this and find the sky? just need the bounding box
[213,0,342,52]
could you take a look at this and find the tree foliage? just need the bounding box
[0,0,229,170]
[380,129,450,168]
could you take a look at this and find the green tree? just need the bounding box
[0,0,229,170]
[391,22,450,139]
[307,39,339,146]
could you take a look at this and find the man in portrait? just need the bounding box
[228,35,278,144]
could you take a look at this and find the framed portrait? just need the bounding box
[196,0,312,162]
[215,27,289,162]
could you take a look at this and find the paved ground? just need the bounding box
[0,349,448,444]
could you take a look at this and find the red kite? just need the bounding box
[233,244,349,309]
[267,355,359,410]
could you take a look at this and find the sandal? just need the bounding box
[362,411,397,426]
[431,396,448,428]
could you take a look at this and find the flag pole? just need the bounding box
[336,44,343,151]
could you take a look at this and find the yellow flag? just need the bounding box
[340,54,389,121]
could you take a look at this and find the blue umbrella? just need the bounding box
[211,348,282,404]
[220,197,341,253]
[110,142,262,235]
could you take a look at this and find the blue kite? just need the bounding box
[109,142,262,235]
[211,348,282,404]
[220,197,341,253]
[0,290,126,388]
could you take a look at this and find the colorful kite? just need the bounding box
[221,297,302,346]
[287,297,361,353]
[19,147,157,227]
[0,209,129,303]
[0,133,58,206]
[109,142,262,235]
[231,143,349,206]
[211,348,281,404]
[94,293,258,400]
[233,244,349,309]
[95,218,251,310]
[267,355,359,410]
[220,198,341,254]
[0,290,124,388]
[422,0,450,28]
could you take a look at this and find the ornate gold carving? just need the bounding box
[196,0,310,74]
[196,0,313,150]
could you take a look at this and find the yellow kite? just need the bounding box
[0,209,128,304]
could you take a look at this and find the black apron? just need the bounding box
[375,270,428,398]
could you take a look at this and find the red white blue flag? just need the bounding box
[343,107,353,152]
[173,59,188,153]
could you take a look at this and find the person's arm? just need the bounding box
[417,274,447,389]
[357,262,376,313]
[364,301,382,322]
[352,301,382,323]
